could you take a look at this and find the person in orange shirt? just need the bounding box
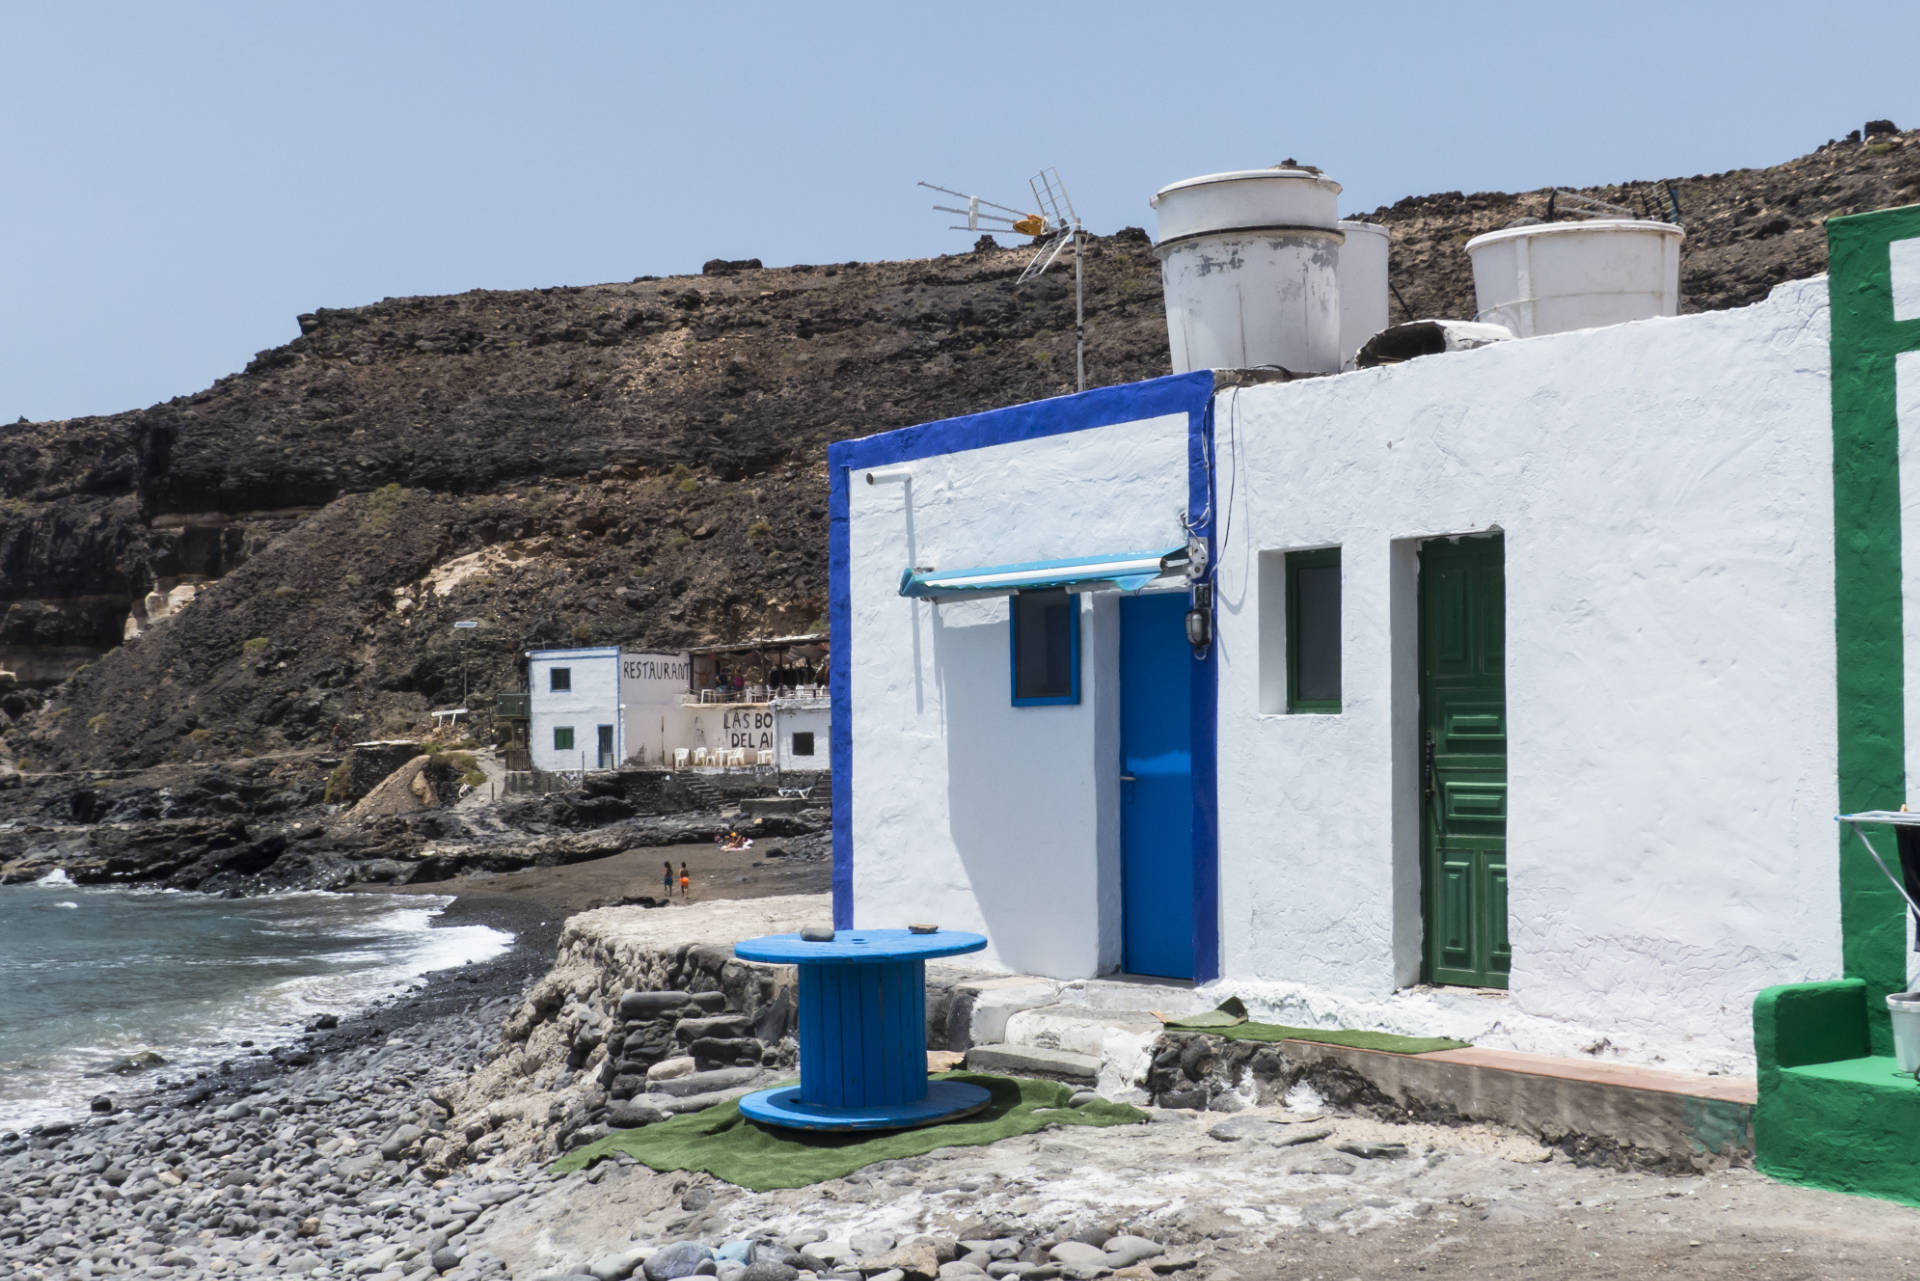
[679,862,691,900]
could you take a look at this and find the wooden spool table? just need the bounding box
[733,928,988,1131]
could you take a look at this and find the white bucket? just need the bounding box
[1888,992,1920,1072]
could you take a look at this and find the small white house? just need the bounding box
[773,695,831,773]
[827,183,1920,1074]
[526,647,622,772]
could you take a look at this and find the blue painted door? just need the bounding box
[1120,592,1194,979]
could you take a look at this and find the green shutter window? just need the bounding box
[554,726,575,751]
[1286,548,1341,713]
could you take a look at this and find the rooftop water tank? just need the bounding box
[1465,219,1683,338]
[1336,220,1390,370]
[1151,169,1344,375]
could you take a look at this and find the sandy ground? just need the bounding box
[388,839,832,917]
[469,1099,1920,1281]
[419,891,1920,1280]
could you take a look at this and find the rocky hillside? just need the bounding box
[4,126,1916,772]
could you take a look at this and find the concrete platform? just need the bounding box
[1153,1033,1755,1167]
[926,970,1753,1167]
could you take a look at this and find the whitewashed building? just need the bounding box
[618,650,693,768]
[828,173,1920,1074]
[773,695,831,773]
[526,646,623,772]
[523,642,832,771]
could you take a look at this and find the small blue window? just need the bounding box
[1010,590,1080,706]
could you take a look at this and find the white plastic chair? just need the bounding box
[757,749,774,766]
[691,747,708,767]
[673,748,690,770]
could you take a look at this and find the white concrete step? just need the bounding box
[964,1043,1101,1084]
[1050,977,1206,1017]
[1002,1002,1164,1059]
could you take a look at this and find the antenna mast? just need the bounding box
[920,168,1087,392]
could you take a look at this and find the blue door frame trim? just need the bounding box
[826,370,1221,983]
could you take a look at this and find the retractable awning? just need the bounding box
[898,546,1189,601]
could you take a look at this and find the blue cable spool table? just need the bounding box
[732,928,988,1131]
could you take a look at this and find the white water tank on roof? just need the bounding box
[1336,220,1390,370]
[1465,219,1683,338]
[1151,168,1344,375]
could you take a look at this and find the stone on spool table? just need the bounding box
[799,925,835,942]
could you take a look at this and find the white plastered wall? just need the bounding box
[528,649,620,772]
[618,650,690,768]
[775,703,832,771]
[847,413,1190,977]
[1212,277,1840,1073]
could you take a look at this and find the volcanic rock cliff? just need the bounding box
[4,128,1917,773]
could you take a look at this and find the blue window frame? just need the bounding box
[1010,589,1080,706]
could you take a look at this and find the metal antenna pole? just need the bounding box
[923,168,1086,391]
[1074,226,1086,392]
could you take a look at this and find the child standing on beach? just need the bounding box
[679,862,690,900]
[662,860,673,901]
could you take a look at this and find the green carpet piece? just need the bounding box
[553,1072,1147,1191]
[1183,1022,1468,1054]
[1158,996,1466,1053]
[1159,995,1250,1030]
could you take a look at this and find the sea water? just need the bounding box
[0,873,511,1128]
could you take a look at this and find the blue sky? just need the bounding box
[3,0,1917,424]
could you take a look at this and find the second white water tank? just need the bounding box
[1336,220,1390,370]
[1151,168,1344,375]
[1465,219,1683,338]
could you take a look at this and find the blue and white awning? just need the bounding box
[898,547,1189,601]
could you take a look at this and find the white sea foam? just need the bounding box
[0,887,514,1129]
[33,868,73,885]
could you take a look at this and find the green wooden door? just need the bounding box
[1419,534,1509,988]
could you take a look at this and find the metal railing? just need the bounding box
[682,684,826,706]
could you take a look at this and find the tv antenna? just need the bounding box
[919,167,1087,391]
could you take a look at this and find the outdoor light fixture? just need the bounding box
[1186,583,1213,654]
[865,467,912,485]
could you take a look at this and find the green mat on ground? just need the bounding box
[1158,998,1466,1054]
[553,1072,1146,1191]
[1180,1022,1468,1054]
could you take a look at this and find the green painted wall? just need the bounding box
[1829,205,1920,1055]
[1753,979,1920,1206]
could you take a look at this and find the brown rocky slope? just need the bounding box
[4,126,1917,773]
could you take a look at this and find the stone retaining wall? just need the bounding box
[430,897,824,1172]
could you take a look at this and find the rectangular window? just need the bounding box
[791,731,815,757]
[1010,589,1080,706]
[553,726,575,751]
[1287,548,1342,712]
[549,667,571,692]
